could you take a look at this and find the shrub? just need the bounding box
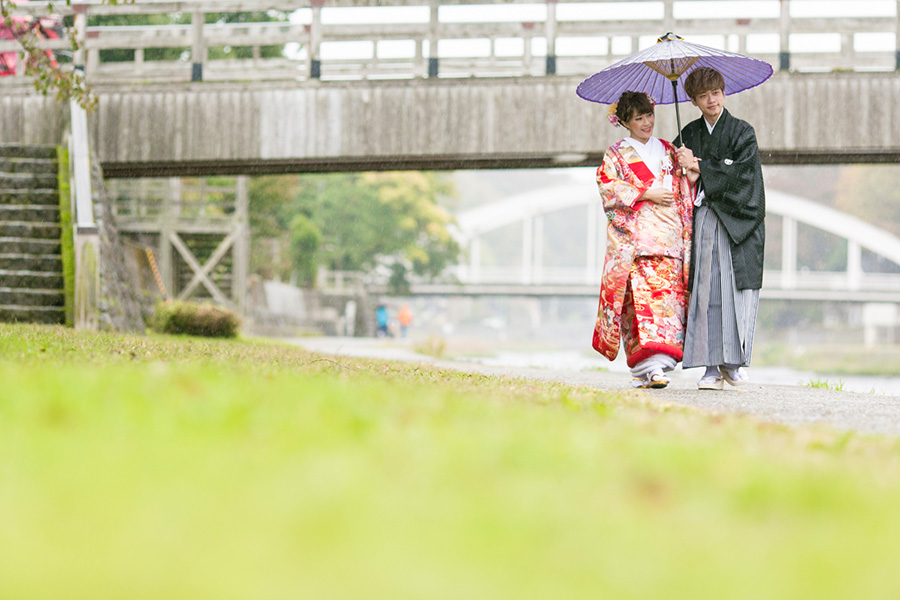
[151,301,241,338]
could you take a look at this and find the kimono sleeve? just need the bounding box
[698,121,766,245]
[596,150,648,212]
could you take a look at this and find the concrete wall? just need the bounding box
[2,71,899,177]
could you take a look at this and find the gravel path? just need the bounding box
[289,337,900,437]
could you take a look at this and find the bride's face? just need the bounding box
[623,111,655,144]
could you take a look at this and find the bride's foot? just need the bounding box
[648,370,670,389]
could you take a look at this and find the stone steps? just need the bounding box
[0,158,58,175]
[0,145,57,159]
[0,237,62,255]
[0,205,61,223]
[0,222,62,240]
[0,172,58,189]
[0,145,65,325]
[0,306,67,324]
[0,189,60,206]
[0,253,63,271]
[0,287,66,307]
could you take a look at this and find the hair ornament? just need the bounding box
[607,102,620,127]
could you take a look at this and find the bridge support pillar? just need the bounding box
[522,216,533,284]
[586,197,605,286]
[847,240,862,291]
[782,216,797,289]
[533,216,544,284]
[469,237,482,283]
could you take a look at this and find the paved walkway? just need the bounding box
[288,337,900,437]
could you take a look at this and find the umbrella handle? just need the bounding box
[671,79,686,176]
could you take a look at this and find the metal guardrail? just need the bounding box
[1,0,898,86]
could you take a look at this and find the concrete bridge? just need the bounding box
[437,184,900,304]
[1,0,899,176]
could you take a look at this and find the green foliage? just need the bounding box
[150,300,241,338]
[4,323,900,598]
[805,378,846,392]
[289,213,322,286]
[248,172,461,289]
[387,262,411,295]
[298,172,460,277]
[89,10,289,63]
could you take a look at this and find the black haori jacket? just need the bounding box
[675,109,766,290]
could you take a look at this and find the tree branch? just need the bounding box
[0,0,134,110]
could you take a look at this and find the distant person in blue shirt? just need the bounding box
[376,304,389,337]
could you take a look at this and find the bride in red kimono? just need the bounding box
[591,91,693,389]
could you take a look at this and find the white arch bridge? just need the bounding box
[393,185,900,303]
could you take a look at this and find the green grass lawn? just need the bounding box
[2,323,900,599]
[755,341,900,376]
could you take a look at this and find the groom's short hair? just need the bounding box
[684,67,725,99]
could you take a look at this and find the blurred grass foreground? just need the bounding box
[2,323,900,600]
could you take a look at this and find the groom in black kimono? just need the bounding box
[675,67,766,390]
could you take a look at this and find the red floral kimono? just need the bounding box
[591,138,693,367]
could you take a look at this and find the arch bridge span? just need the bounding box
[445,185,900,303]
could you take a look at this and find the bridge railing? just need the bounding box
[1,0,898,86]
[447,264,900,291]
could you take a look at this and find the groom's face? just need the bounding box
[691,88,725,123]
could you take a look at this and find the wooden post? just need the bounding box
[233,176,250,313]
[159,178,177,296]
[428,0,439,78]
[896,0,900,70]
[310,0,323,79]
[191,11,204,81]
[663,0,675,33]
[72,5,87,72]
[545,0,557,75]
[779,0,791,71]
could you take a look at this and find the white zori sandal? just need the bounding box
[697,374,724,390]
[648,371,670,389]
[720,365,749,387]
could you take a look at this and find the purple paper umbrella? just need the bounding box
[577,32,774,138]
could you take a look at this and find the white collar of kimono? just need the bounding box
[623,136,666,177]
[705,117,718,134]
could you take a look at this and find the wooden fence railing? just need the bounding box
[1,0,898,85]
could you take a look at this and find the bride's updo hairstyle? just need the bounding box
[615,91,655,125]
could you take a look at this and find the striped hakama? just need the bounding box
[683,205,759,368]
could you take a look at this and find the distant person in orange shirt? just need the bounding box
[397,304,413,339]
